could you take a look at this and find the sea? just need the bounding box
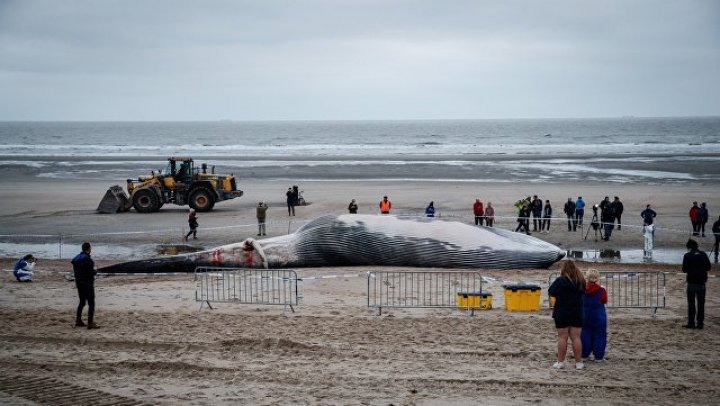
[1,117,719,184]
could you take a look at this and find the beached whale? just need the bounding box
[98,214,565,273]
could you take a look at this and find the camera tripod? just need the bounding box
[584,214,604,242]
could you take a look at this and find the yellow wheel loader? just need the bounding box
[97,157,243,213]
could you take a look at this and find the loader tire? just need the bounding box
[189,187,215,212]
[133,189,160,213]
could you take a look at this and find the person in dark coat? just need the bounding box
[425,201,435,218]
[697,202,709,237]
[712,215,720,263]
[581,269,607,362]
[348,199,358,214]
[515,204,531,234]
[72,242,98,329]
[641,204,657,225]
[601,201,615,241]
[286,187,296,216]
[613,196,624,230]
[542,200,552,233]
[184,208,198,241]
[531,195,543,232]
[549,260,586,370]
[564,198,576,231]
[682,239,711,329]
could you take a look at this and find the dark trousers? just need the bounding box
[76,283,95,325]
[542,217,551,231]
[474,216,483,226]
[576,209,584,226]
[515,220,530,234]
[532,212,541,231]
[567,215,575,231]
[288,203,295,216]
[603,223,614,240]
[700,222,706,236]
[615,213,622,230]
[485,218,494,227]
[714,235,719,261]
[185,226,197,239]
[687,283,706,327]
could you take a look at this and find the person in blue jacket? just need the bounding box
[72,242,98,329]
[575,196,586,228]
[13,254,36,282]
[425,201,435,218]
[581,269,607,362]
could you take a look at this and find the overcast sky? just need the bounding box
[0,0,718,120]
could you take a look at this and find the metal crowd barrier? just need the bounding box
[367,270,483,315]
[548,271,666,316]
[195,267,298,312]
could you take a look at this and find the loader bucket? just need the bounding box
[97,185,131,214]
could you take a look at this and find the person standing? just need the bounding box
[642,221,655,259]
[549,260,586,370]
[286,187,296,216]
[515,204,531,235]
[599,196,610,214]
[711,215,720,263]
[348,199,358,214]
[564,198,576,231]
[641,204,657,225]
[13,254,36,282]
[613,196,624,230]
[698,202,709,237]
[682,239,711,329]
[256,201,268,236]
[184,209,198,241]
[425,201,435,218]
[581,269,607,362]
[601,200,615,241]
[542,200,552,233]
[473,199,484,226]
[689,201,700,236]
[379,196,392,215]
[575,196,586,228]
[531,195,543,232]
[484,202,495,227]
[72,242,98,329]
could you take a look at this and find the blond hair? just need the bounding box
[560,260,586,289]
[586,269,600,283]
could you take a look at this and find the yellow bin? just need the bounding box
[457,291,493,310]
[503,284,541,311]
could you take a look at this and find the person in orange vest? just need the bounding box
[379,196,392,214]
[473,199,484,225]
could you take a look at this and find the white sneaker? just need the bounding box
[575,362,584,370]
[552,362,565,369]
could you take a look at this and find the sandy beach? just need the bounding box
[1,175,719,405]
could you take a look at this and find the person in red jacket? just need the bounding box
[581,269,608,362]
[689,201,700,236]
[473,199,484,226]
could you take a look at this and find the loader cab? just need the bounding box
[167,157,194,183]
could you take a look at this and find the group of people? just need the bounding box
[550,239,711,371]
[473,199,496,227]
[689,201,710,237]
[548,261,608,370]
[515,195,552,234]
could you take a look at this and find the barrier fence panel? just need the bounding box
[367,270,483,315]
[548,271,666,315]
[195,267,298,312]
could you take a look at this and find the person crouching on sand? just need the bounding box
[13,254,36,282]
[549,260,586,370]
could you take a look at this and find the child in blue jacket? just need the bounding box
[581,269,608,361]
